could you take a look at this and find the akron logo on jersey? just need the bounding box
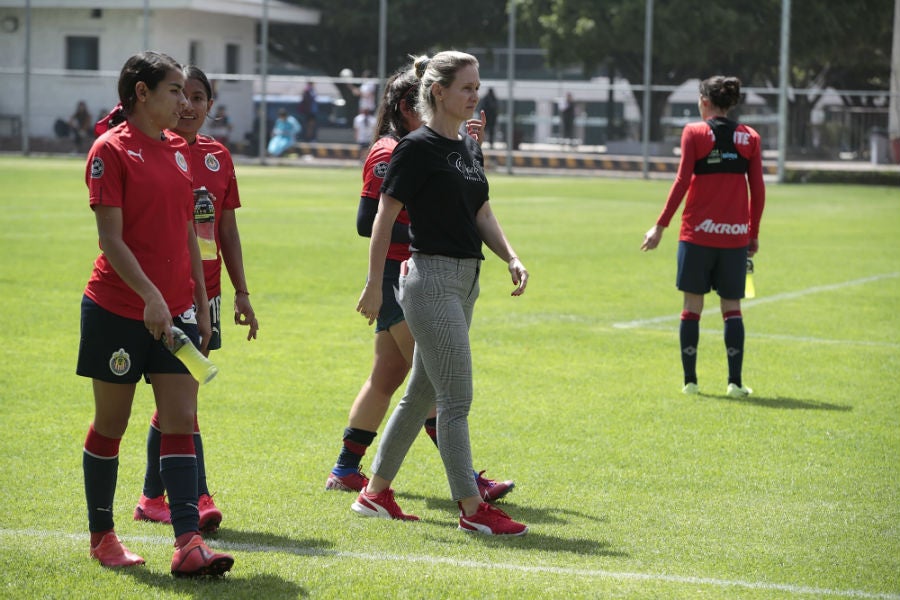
[373,161,389,179]
[108,348,132,377]
[90,157,104,179]
[204,152,221,172]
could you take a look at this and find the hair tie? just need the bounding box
[94,104,124,136]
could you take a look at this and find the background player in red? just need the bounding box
[77,51,233,576]
[134,64,259,534]
[326,66,514,503]
[641,75,766,398]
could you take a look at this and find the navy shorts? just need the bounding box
[676,241,748,299]
[375,259,406,333]
[76,296,200,383]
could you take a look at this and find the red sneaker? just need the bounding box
[134,494,171,524]
[351,488,419,521]
[459,502,528,536]
[475,471,515,502]
[90,532,146,568]
[325,468,369,492]
[198,494,223,534]
[171,534,234,578]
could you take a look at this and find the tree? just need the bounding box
[518,0,892,147]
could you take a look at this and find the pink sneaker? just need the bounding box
[475,470,515,502]
[458,502,528,536]
[170,534,233,578]
[90,532,146,568]
[351,488,419,521]
[134,494,171,524]
[325,468,369,492]
[198,493,223,534]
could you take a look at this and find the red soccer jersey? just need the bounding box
[657,119,765,248]
[84,121,195,320]
[186,134,241,299]
[362,136,411,262]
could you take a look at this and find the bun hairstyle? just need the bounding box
[699,75,742,111]
[410,50,479,123]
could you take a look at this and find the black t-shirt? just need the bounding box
[381,126,488,259]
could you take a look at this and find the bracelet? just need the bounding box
[235,289,250,296]
[507,255,519,263]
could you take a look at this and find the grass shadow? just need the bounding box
[214,529,335,557]
[124,569,308,598]
[708,394,854,411]
[399,492,607,526]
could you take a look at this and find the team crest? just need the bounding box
[90,157,104,179]
[373,161,389,178]
[175,150,189,172]
[108,348,131,376]
[204,153,221,172]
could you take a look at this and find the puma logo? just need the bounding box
[127,149,144,162]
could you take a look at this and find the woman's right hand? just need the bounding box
[641,225,664,251]
[356,283,382,326]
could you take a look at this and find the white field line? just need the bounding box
[1,528,898,599]
[613,272,900,334]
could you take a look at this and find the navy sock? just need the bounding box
[680,311,700,385]
[83,425,120,533]
[334,427,376,474]
[159,433,198,538]
[723,311,745,387]
[141,413,164,498]
[193,415,209,497]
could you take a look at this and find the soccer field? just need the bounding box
[0,156,898,599]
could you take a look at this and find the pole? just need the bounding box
[505,0,516,175]
[776,0,791,182]
[378,0,387,82]
[143,0,149,49]
[640,0,653,179]
[257,0,269,163]
[22,0,30,155]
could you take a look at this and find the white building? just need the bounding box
[0,0,319,148]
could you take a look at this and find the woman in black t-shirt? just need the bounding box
[354,51,530,536]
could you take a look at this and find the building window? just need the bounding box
[225,43,240,76]
[189,41,201,66]
[66,36,99,70]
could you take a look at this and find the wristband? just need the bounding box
[235,290,250,296]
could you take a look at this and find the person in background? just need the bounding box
[354,51,529,535]
[134,64,259,535]
[477,87,498,148]
[559,92,576,144]
[298,81,318,142]
[207,105,232,147]
[267,108,301,157]
[353,106,375,160]
[78,51,233,576]
[641,75,765,398]
[326,66,514,504]
[69,100,92,152]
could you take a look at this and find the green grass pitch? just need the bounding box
[0,156,897,599]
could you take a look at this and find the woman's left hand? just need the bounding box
[509,257,528,296]
[466,110,486,146]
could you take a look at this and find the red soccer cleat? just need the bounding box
[134,494,171,524]
[325,468,369,492]
[90,532,146,568]
[198,493,223,534]
[475,470,515,502]
[170,534,234,578]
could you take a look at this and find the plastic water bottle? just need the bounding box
[745,259,756,299]
[193,187,217,260]
[163,326,218,384]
